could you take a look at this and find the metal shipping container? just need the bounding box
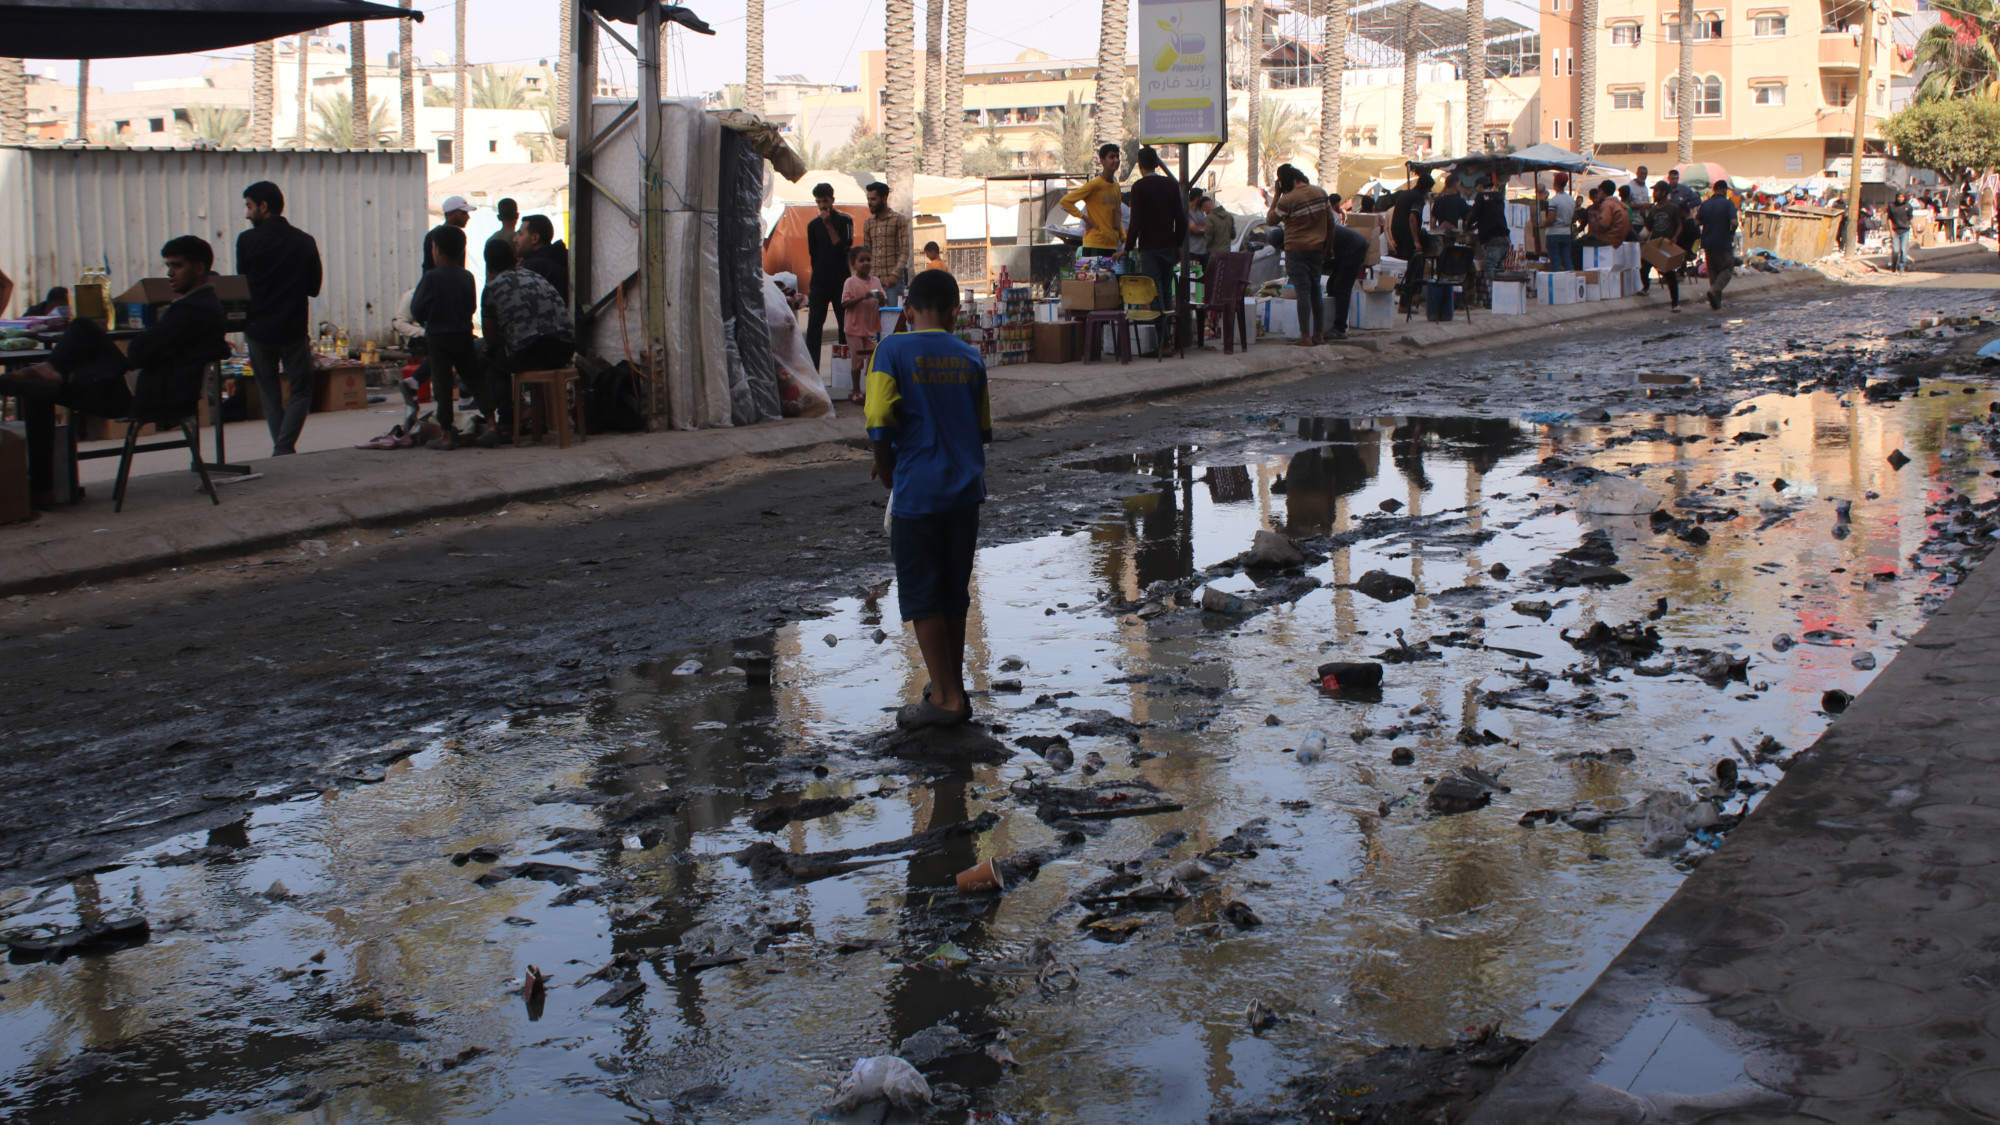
[0,146,426,346]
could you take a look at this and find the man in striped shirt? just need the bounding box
[865,182,911,308]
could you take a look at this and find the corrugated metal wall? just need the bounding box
[0,146,426,345]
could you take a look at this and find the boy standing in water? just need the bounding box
[865,269,991,730]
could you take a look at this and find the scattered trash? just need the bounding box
[1772,633,1795,652]
[592,979,645,1006]
[1852,651,1878,670]
[1427,776,1492,815]
[1317,661,1384,692]
[521,965,548,999]
[1201,587,1247,614]
[1295,730,1328,764]
[6,916,150,963]
[671,659,703,676]
[956,857,1007,893]
[1245,529,1306,568]
[1578,478,1664,515]
[1224,900,1263,928]
[1887,449,1912,470]
[834,1056,933,1113]
[1246,998,1283,1034]
[920,941,973,970]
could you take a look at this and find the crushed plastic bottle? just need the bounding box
[1296,730,1327,764]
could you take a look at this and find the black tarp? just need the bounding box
[720,128,781,425]
[0,0,420,60]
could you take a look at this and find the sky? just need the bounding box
[25,0,1543,97]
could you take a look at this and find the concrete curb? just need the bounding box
[0,260,1860,595]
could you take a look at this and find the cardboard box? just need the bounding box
[1583,282,1602,302]
[313,368,368,412]
[1641,238,1688,273]
[1490,280,1530,315]
[1346,290,1398,330]
[0,424,29,525]
[1580,269,1603,287]
[1579,245,1616,272]
[1031,320,1082,364]
[1060,278,1121,312]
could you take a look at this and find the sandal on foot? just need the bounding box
[896,698,971,730]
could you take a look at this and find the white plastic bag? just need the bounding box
[1578,477,1664,515]
[823,342,854,398]
[761,276,830,418]
[834,1056,932,1113]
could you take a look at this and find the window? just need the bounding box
[1663,75,1724,117]
[1753,82,1786,104]
[436,137,454,164]
[1665,12,1724,40]
[1753,13,1788,35]
[1612,22,1642,43]
[488,139,498,152]
[1822,75,1855,105]
[1612,87,1645,109]
[148,117,165,132]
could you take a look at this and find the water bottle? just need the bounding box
[1296,730,1327,764]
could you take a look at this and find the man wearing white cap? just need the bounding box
[422,195,476,280]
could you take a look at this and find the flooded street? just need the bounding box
[5,277,2000,1123]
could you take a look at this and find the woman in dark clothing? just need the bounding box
[1640,182,1683,309]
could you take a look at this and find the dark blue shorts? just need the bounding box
[891,503,980,622]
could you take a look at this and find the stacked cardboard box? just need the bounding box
[1345,290,1398,330]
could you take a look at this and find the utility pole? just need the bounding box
[1843,0,1876,255]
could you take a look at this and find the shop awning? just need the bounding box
[0,0,421,60]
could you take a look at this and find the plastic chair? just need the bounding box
[1080,307,1129,364]
[1118,274,1178,360]
[102,414,218,512]
[1191,251,1252,354]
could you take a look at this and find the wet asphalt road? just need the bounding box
[0,270,1990,890]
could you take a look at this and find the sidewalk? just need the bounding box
[0,255,1876,595]
[1464,506,2000,1123]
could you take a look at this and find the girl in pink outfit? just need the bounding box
[839,246,885,405]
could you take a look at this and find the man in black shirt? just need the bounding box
[0,236,228,503]
[422,195,474,280]
[236,180,324,456]
[804,182,855,364]
[1471,175,1512,276]
[1390,173,1431,261]
[514,214,569,301]
[1429,173,1470,233]
[1323,222,1371,339]
[1886,192,1914,273]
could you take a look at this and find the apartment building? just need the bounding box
[1541,0,1910,178]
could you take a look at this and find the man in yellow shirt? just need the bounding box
[1060,143,1125,256]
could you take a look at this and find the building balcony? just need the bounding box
[1818,31,1861,70]
[1816,108,1884,134]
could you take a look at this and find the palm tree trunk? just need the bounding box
[1399,0,1420,155]
[400,0,416,148]
[350,23,367,147]
[659,25,672,95]
[1318,0,1344,185]
[251,42,275,146]
[1094,0,1127,147]
[924,0,944,171]
[454,0,467,169]
[1464,0,1485,154]
[1676,0,1694,164]
[1578,0,1598,154]
[296,33,312,147]
[746,0,766,116]
[555,0,573,161]
[886,0,917,262]
[942,0,967,174]
[0,58,24,146]
[75,60,88,140]
[1248,0,1264,184]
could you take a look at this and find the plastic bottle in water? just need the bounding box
[1296,730,1328,764]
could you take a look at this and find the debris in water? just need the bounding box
[1888,448,1912,470]
[5,916,151,963]
[1353,569,1417,602]
[834,1056,933,1113]
[1852,651,1878,670]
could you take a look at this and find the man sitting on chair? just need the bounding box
[0,236,227,508]
[475,237,574,447]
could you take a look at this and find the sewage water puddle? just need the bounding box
[4,385,1999,1123]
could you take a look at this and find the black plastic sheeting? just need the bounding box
[1,0,419,61]
[721,129,783,425]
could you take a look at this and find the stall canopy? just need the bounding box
[0,0,421,59]
[1407,143,1628,180]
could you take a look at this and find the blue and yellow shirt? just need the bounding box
[864,329,993,518]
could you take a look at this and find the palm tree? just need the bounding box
[1579,0,1599,154]
[0,57,24,146]
[469,65,548,109]
[1247,0,1265,184]
[1094,0,1127,147]
[1914,0,2000,100]
[962,121,1013,176]
[399,0,415,148]
[923,0,943,170]
[310,92,394,147]
[425,86,454,107]
[1399,0,1419,155]
[1231,100,1314,174]
[1464,0,1485,153]
[788,135,833,169]
[295,33,311,147]
[556,0,573,160]
[453,0,467,169]
[76,60,88,141]
[885,0,918,257]
[1664,0,1680,162]
[746,0,766,116]
[942,0,967,174]
[350,22,367,145]
[251,41,275,146]
[181,104,249,147]
[1318,0,1345,184]
[1036,92,1097,174]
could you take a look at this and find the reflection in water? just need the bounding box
[4,388,1999,1124]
